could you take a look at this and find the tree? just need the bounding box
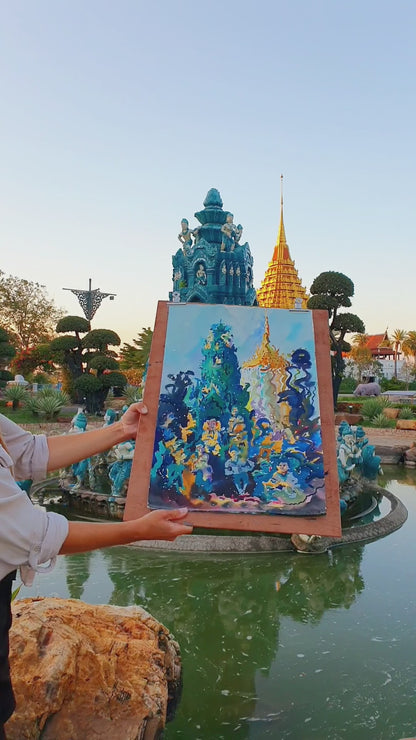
[391,329,408,379]
[348,335,383,383]
[46,317,127,412]
[402,331,416,361]
[119,327,153,380]
[0,271,63,350]
[0,327,16,387]
[11,344,55,379]
[307,271,365,406]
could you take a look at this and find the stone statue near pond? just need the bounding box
[108,439,135,498]
[59,406,136,501]
[336,421,382,507]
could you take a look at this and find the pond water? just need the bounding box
[23,468,416,740]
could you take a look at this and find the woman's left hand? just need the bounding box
[118,402,148,439]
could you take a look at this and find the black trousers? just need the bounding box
[0,572,16,729]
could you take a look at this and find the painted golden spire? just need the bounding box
[243,312,286,371]
[257,175,309,310]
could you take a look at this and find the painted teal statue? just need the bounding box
[170,188,257,306]
[108,440,135,498]
[337,421,382,509]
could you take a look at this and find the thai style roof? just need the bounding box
[257,177,309,310]
[365,331,394,357]
[365,332,391,350]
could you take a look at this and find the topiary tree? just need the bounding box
[307,271,365,407]
[45,317,127,412]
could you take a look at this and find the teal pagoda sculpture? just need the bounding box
[170,188,257,306]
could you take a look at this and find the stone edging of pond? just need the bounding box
[131,487,407,555]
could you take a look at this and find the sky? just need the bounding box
[161,304,317,385]
[1,0,415,348]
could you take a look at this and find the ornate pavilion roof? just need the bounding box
[257,177,309,310]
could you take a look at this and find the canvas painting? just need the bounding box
[142,303,335,521]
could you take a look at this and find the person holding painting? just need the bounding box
[0,401,192,736]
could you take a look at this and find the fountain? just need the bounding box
[40,411,407,553]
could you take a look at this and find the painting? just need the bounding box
[125,302,340,536]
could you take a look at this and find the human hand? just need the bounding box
[132,508,193,541]
[117,401,148,440]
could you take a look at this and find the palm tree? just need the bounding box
[391,329,408,378]
[402,331,416,360]
[351,333,369,349]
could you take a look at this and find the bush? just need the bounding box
[339,377,357,393]
[123,385,142,405]
[25,388,70,420]
[371,412,391,428]
[361,397,391,421]
[398,406,415,420]
[380,376,406,391]
[4,385,29,409]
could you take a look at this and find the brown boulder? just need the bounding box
[396,419,416,431]
[383,407,399,419]
[7,597,181,740]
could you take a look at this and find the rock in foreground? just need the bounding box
[7,597,181,740]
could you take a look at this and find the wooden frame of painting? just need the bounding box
[124,301,341,537]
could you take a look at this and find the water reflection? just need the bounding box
[56,543,366,738]
[65,551,92,599]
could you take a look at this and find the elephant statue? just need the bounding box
[353,382,381,397]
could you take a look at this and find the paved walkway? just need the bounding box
[364,427,415,448]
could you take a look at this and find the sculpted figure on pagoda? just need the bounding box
[170,188,257,306]
[178,218,194,253]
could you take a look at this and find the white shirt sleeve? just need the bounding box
[0,413,49,481]
[0,416,69,585]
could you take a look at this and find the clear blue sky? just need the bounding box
[1,0,415,346]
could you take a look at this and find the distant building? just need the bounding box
[257,176,308,310]
[365,331,394,360]
[345,330,415,381]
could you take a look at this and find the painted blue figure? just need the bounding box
[224,447,254,495]
[278,349,315,428]
[103,408,117,426]
[337,423,361,484]
[108,440,135,497]
[352,425,381,479]
[16,479,32,495]
[72,458,90,489]
[69,409,88,433]
[336,422,381,484]
[67,408,89,488]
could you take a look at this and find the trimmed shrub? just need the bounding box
[371,412,391,428]
[361,398,391,421]
[398,406,415,420]
[123,385,142,405]
[4,385,28,409]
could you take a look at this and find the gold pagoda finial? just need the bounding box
[256,175,309,310]
[273,174,287,261]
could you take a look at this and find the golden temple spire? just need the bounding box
[257,176,309,310]
[273,174,288,262]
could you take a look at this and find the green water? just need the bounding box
[24,469,416,740]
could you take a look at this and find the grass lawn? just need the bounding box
[0,402,102,426]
